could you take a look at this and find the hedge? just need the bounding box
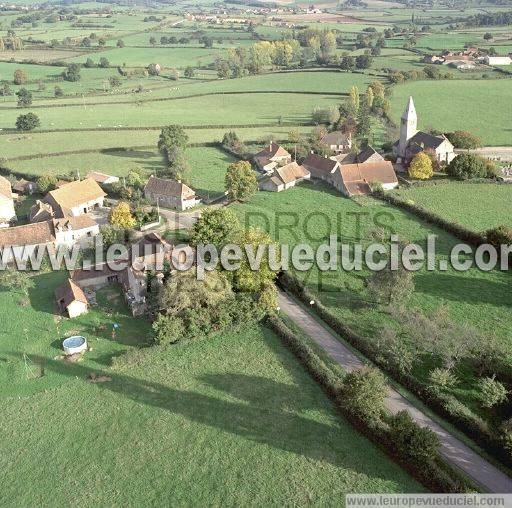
[278,271,512,473]
[267,314,476,493]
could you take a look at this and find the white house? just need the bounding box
[43,178,106,217]
[259,162,310,192]
[393,96,456,165]
[0,215,99,264]
[321,131,352,154]
[0,176,16,227]
[253,143,292,173]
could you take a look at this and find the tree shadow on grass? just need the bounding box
[19,352,410,485]
[414,272,512,307]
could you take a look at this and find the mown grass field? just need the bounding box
[186,146,235,198]
[233,182,512,412]
[0,91,339,130]
[389,80,512,145]
[0,271,421,504]
[393,183,512,232]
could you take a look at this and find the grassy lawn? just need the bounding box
[393,183,512,232]
[233,182,512,413]
[0,270,152,398]
[389,80,512,146]
[186,146,235,198]
[0,311,421,504]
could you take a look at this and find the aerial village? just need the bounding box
[0,96,456,322]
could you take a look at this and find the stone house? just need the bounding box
[144,176,200,211]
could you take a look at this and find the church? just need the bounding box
[393,97,456,166]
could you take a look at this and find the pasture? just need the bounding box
[233,182,512,413]
[393,183,512,232]
[389,80,512,145]
[0,270,421,504]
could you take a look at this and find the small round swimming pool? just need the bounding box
[62,336,88,356]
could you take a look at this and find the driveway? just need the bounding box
[278,290,512,493]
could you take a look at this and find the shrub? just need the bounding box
[15,112,40,131]
[338,366,388,424]
[408,152,433,180]
[388,410,440,465]
[446,130,483,149]
[36,173,57,193]
[478,376,508,408]
[446,153,487,180]
[428,368,457,395]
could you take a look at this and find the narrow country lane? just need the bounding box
[278,290,512,493]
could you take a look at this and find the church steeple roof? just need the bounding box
[402,96,416,120]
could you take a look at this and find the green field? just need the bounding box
[0,270,421,505]
[393,183,512,232]
[233,182,512,414]
[186,146,235,198]
[389,80,512,145]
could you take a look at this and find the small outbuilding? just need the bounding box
[55,278,89,318]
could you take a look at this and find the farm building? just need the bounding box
[0,176,16,228]
[253,143,292,173]
[144,176,200,211]
[331,145,384,165]
[259,161,310,192]
[321,131,352,154]
[43,178,106,217]
[0,215,99,263]
[485,56,512,65]
[55,278,88,318]
[86,171,120,185]
[394,96,456,165]
[303,153,397,197]
[12,179,36,195]
[29,200,55,223]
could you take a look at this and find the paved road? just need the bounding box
[278,290,512,493]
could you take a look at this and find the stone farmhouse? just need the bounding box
[144,176,200,211]
[393,96,456,165]
[253,142,292,173]
[259,161,310,192]
[0,215,99,263]
[55,278,88,318]
[303,153,398,197]
[36,178,106,219]
[0,176,16,228]
[321,131,352,154]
